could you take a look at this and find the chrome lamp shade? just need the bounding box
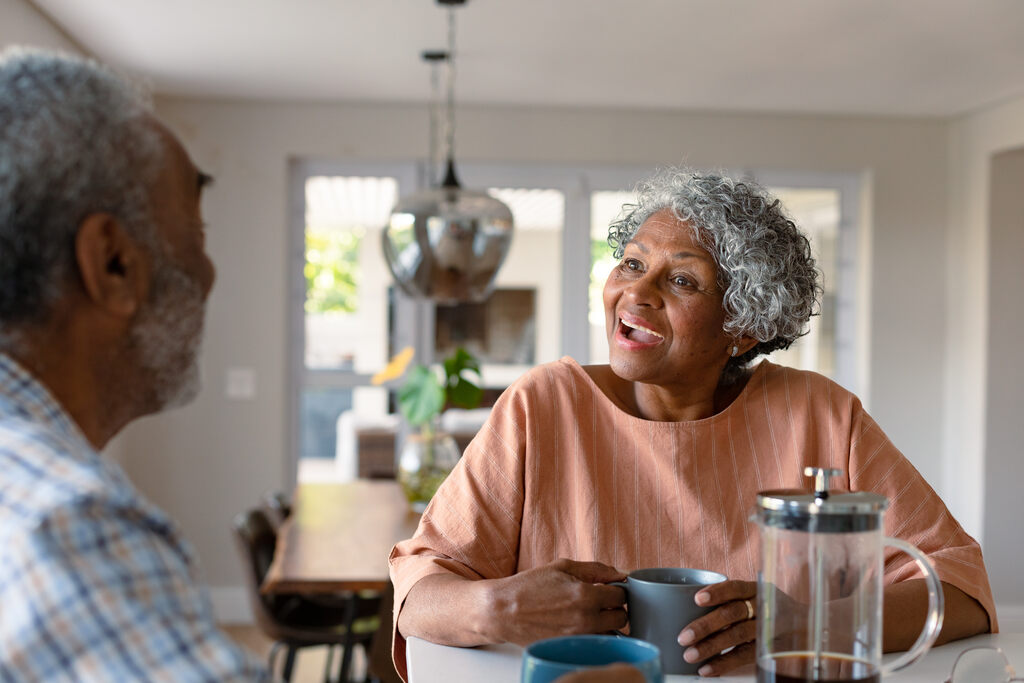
[383,185,514,304]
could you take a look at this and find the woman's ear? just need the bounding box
[733,336,759,358]
[75,213,148,318]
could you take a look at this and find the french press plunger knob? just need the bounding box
[803,466,842,500]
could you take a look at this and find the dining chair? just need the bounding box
[262,489,292,530]
[231,508,382,682]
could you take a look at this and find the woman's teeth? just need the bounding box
[621,319,664,340]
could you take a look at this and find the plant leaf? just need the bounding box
[443,347,480,381]
[397,365,444,425]
[447,377,483,410]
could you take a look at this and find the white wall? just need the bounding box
[944,93,1024,620]
[133,97,952,591]
[0,0,81,53]
[984,149,1024,613]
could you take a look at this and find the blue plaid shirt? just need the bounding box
[0,353,270,682]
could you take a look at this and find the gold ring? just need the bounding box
[744,599,755,620]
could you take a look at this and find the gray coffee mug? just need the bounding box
[612,567,727,675]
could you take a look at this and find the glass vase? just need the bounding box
[396,420,461,513]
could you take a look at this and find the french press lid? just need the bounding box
[755,467,889,532]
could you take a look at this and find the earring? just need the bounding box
[731,345,739,357]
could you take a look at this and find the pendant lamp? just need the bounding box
[382,0,514,303]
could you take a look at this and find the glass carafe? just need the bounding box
[754,468,944,683]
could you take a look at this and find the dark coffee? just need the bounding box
[757,654,879,683]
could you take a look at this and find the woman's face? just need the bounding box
[603,208,735,389]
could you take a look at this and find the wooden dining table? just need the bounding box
[261,479,421,595]
[259,479,418,683]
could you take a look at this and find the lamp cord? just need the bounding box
[445,6,456,167]
[428,58,441,187]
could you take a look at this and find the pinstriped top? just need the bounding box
[389,357,997,678]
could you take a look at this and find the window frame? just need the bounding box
[738,168,863,398]
[287,160,862,485]
[455,162,659,364]
[287,159,421,488]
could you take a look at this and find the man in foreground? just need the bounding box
[0,48,269,680]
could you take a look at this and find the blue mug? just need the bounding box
[521,634,663,683]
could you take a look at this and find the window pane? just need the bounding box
[304,176,397,371]
[435,288,537,365]
[766,188,840,378]
[488,188,564,231]
[299,386,353,460]
[442,187,563,387]
[589,191,634,364]
[299,385,389,458]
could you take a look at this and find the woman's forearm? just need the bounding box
[396,559,629,648]
[883,580,990,652]
[398,573,499,647]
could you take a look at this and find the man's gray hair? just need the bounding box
[0,47,163,335]
[608,167,822,371]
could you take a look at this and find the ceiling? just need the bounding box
[30,0,1024,118]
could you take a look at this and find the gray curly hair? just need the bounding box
[608,167,821,370]
[0,48,163,340]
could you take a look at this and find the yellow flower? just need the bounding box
[372,346,415,385]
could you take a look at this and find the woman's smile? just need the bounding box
[616,313,665,349]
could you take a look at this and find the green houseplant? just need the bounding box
[374,347,483,511]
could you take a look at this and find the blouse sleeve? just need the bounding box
[387,376,532,680]
[846,405,998,634]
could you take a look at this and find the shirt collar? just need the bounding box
[0,352,92,450]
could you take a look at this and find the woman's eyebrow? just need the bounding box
[672,250,711,261]
[627,240,710,262]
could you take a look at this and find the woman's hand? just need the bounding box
[676,579,757,677]
[484,558,628,646]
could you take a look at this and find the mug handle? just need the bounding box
[609,581,629,637]
[879,537,945,675]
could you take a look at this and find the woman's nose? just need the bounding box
[624,272,661,307]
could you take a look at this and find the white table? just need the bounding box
[407,632,1024,682]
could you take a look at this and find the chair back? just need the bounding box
[232,508,284,631]
[262,490,292,529]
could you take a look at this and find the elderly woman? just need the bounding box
[388,168,996,679]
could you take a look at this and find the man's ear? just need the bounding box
[75,213,148,318]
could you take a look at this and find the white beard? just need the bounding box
[129,254,207,412]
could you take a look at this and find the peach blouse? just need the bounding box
[388,358,997,679]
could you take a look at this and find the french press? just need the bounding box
[753,467,944,682]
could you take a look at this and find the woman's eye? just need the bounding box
[672,275,693,287]
[623,258,642,272]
